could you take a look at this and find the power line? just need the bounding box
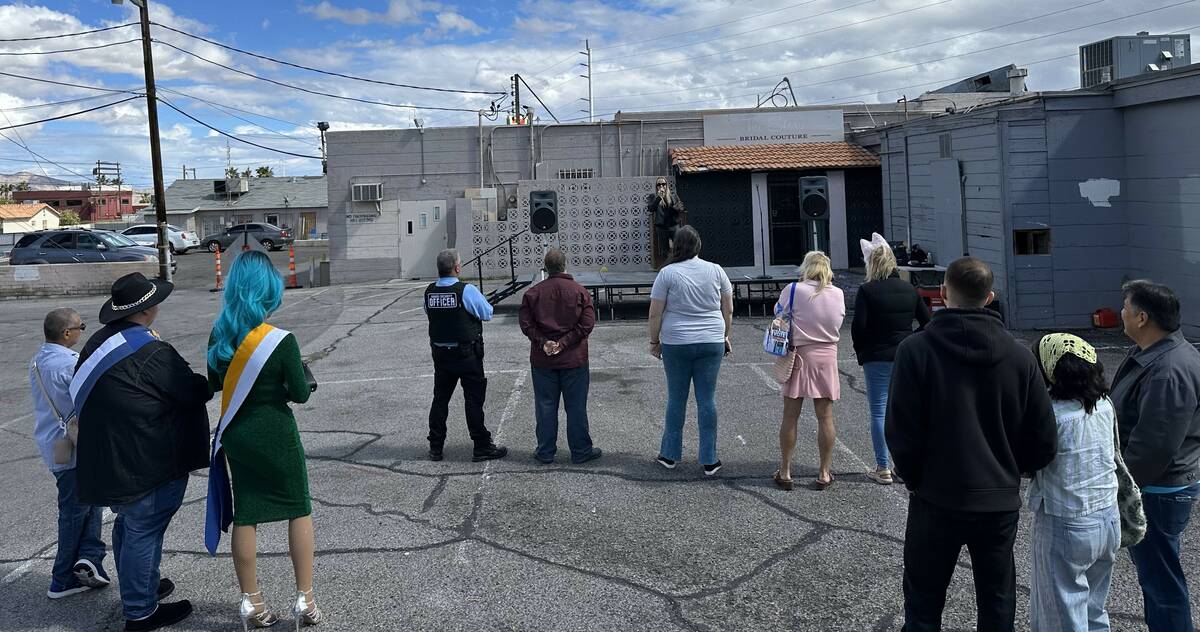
[516,75,560,123]
[152,40,487,113]
[2,94,126,112]
[156,98,323,160]
[0,38,141,56]
[157,87,310,129]
[583,1,1194,113]
[0,133,92,180]
[151,22,506,96]
[0,96,141,132]
[157,88,320,149]
[0,22,138,42]
[594,0,946,75]
[594,0,825,51]
[597,0,1106,100]
[0,70,138,94]
[594,0,879,70]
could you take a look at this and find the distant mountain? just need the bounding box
[0,171,78,187]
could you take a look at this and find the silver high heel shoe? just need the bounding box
[292,589,323,629]
[239,591,278,631]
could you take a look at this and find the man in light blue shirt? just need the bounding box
[424,249,506,462]
[29,308,110,599]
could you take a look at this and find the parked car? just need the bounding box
[121,224,201,254]
[200,223,294,252]
[9,229,177,273]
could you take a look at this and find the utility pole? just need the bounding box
[114,0,170,280]
[317,121,330,174]
[94,161,121,218]
[580,39,593,123]
[510,74,522,124]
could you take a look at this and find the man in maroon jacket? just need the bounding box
[519,249,602,464]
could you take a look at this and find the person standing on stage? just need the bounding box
[648,176,685,268]
[425,249,508,462]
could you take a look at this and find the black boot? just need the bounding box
[125,600,193,632]
[472,444,508,462]
[429,445,444,461]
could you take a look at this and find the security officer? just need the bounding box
[424,249,508,462]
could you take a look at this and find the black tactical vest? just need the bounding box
[425,282,483,345]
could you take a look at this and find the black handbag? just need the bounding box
[302,362,318,393]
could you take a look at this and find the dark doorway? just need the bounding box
[675,172,754,267]
[767,173,806,265]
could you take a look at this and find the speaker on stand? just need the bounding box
[800,176,830,254]
[530,190,558,280]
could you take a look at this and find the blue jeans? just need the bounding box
[532,365,595,462]
[862,361,892,469]
[111,477,187,620]
[659,343,724,465]
[51,469,106,586]
[1130,484,1200,632]
[1029,504,1120,632]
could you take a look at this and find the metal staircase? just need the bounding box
[462,229,535,306]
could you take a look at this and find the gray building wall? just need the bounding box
[326,119,714,284]
[878,65,1200,332]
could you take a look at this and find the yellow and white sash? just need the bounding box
[212,323,290,456]
[205,323,289,555]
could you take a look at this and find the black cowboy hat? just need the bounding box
[99,272,174,324]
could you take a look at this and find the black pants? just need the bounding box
[902,494,1019,632]
[428,344,492,449]
[654,224,676,263]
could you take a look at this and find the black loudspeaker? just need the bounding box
[800,176,829,219]
[530,190,558,234]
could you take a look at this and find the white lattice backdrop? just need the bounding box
[470,177,675,275]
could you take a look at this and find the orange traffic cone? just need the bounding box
[285,243,303,289]
[209,245,224,293]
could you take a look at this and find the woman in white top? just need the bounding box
[773,251,845,491]
[648,226,734,476]
[1029,333,1120,631]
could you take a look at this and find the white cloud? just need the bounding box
[513,16,575,35]
[2,0,1196,186]
[261,18,271,30]
[422,11,486,39]
[301,0,442,26]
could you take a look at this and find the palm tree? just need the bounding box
[255,166,275,178]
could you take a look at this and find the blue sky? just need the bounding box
[0,0,1195,190]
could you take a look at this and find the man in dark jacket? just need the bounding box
[75,273,211,632]
[518,248,601,464]
[1110,280,1200,632]
[885,257,1056,632]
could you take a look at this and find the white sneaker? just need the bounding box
[865,467,893,485]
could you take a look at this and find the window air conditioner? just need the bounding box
[352,183,383,202]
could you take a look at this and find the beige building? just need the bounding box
[0,203,61,233]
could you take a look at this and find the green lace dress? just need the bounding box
[209,332,312,525]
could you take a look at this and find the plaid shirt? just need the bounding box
[1028,397,1119,518]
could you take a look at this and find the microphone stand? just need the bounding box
[754,184,771,279]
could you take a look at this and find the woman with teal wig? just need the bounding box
[207,251,323,629]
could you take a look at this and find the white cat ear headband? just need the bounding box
[859,232,888,261]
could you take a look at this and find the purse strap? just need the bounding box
[785,282,797,321]
[31,360,67,430]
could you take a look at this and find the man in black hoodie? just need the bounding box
[886,257,1056,632]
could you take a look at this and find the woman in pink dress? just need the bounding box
[773,251,846,491]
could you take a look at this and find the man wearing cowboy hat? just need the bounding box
[75,272,212,632]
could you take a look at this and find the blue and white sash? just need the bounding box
[69,327,158,415]
[204,324,289,555]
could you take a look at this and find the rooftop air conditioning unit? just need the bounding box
[352,183,383,202]
[213,178,249,195]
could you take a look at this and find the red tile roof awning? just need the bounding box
[669,141,880,174]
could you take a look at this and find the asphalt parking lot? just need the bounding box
[0,281,1194,631]
[167,244,328,291]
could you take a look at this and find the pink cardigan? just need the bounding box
[775,280,845,345]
